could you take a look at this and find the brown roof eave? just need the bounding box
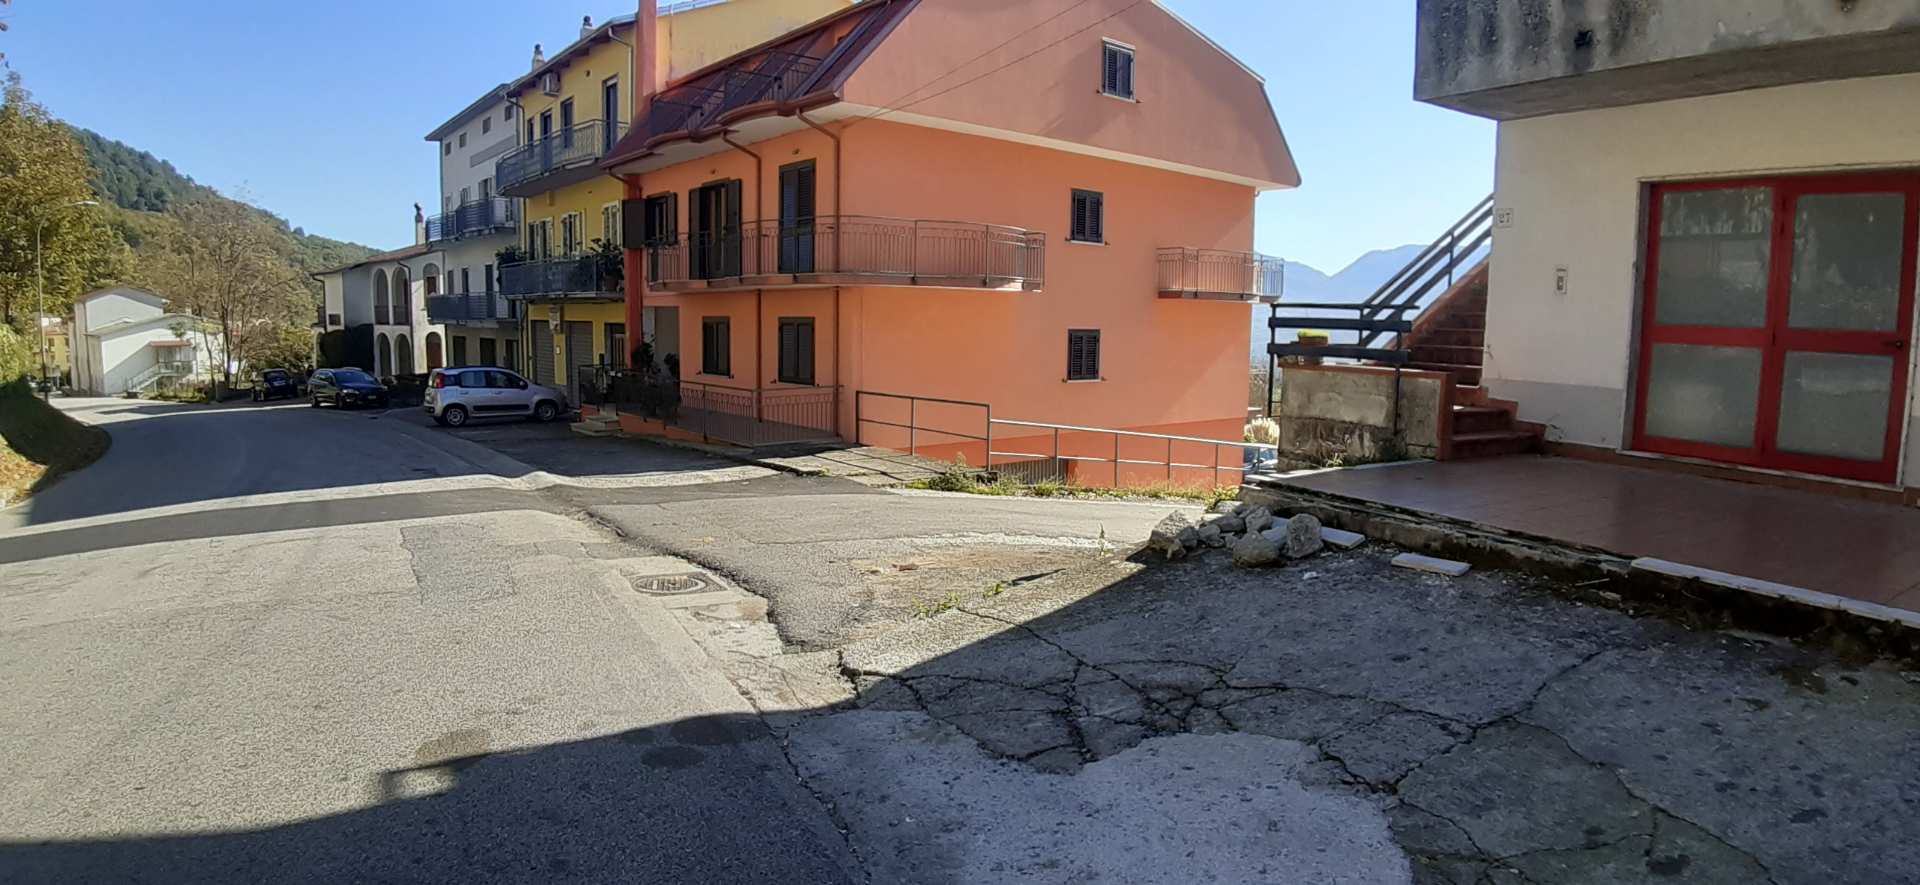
[601,92,845,173]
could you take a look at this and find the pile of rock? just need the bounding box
[1149,501,1325,568]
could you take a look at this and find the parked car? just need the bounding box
[424,367,566,427]
[251,368,299,402]
[309,368,390,409]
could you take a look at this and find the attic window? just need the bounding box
[1102,41,1134,100]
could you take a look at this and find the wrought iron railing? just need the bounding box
[1156,248,1286,301]
[426,292,514,323]
[578,368,840,447]
[1264,194,1493,364]
[426,197,517,242]
[500,256,621,299]
[634,50,823,145]
[853,391,1281,488]
[647,216,1045,289]
[495,119,626,192]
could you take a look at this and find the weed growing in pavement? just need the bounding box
[907,471,1239,506]
[912,592,965,619]
[983,581,1008,600]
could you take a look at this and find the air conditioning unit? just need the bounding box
[540,72,561,96]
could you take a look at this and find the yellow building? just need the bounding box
[38,318,70,384]
[497,0,851,398]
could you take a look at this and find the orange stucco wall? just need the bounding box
[841,0,1298,189]
[632,117,1255,451]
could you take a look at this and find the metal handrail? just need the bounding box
[500,255,620,299]
[1354,195,1494,347]
[1156,247,1286,300]
[426,197,517,242]
[649,215,1045,289]
[853,390,1277,487]
[496,119,627,192]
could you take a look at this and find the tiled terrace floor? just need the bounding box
[1264,455,1920,615]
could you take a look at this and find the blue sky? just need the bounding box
[6,1,1492,274]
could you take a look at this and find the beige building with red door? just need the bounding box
[1415,0,1920,497]
[598,0,1297,475]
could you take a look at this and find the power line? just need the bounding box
[853,0,1149,126]
[864,0,1097,111]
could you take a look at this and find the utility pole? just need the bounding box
[34,199,99,400]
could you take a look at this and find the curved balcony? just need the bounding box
[646,216,1045,293]
[1156,248,1285,302]
[496,120,626,196]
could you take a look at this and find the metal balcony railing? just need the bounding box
[426,292,514,323]
[634,50,823,146]
[500,256,621,300]
[426,197,518,242]
[495,120,626,193]
[1156,248,1287,302]
[646,216,1046,291]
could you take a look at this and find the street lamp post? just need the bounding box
[34,199,100,400]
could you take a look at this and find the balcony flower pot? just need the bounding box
[1290,330,1329,366]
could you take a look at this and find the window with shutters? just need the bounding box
[779,161,817,273]
[460,268,472,294]
[701,317,731,376]
[1102,41,1135,100]
[484,263,495,294]
[1070,189,1105,244]
[777,317,816,385]
[1067,329,1101,381]
[561,213,584,256]
[601,203,621,245]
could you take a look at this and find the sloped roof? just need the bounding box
[601,0,915,166]
[602,0,1298,190]
[314,243,434,277]
[425,84,509,142]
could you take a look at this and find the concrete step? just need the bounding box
[1449,430,1539,459]
[1451,405,1512,436]
[1407,361,1483,385]
[1411,344,1485,366]
[570,421,618,438]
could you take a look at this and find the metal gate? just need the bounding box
[531,322,556,386]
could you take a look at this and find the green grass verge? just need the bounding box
[0,382,110,505]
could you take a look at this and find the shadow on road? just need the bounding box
[2,399,751,530]
[2,544,1904,883]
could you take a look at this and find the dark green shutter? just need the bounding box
[621,199,646,249]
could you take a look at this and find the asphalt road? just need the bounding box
[0,398,861,884]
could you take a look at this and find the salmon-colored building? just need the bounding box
[598,0,1297,475]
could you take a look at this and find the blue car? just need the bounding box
[252,368,300,402]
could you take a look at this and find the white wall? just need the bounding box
[1487,71,1920,484]
[438,98,517,212]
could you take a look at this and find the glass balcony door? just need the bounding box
[1634,173,1919,483]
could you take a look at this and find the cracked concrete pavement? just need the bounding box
[688,534,1920,884]
[588,492,1193,648]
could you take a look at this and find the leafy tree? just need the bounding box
[135,198,310,389]
[0,72,126,329]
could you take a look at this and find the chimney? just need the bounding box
[413,203,426,245]
[637,0,659,114]
[531,43,545,71]
[581,15,595,39]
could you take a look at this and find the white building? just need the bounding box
[1415,1,1920,493]
[314,233,448,377]
[70,287,225,395]
[422,84,522,369]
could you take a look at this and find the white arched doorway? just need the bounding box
[391,266,412,323]
[395,334,414,376]
[372,269,390,324]
[375,333,391,377]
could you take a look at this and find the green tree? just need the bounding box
[136,197,309,389]
[0,71,125,329]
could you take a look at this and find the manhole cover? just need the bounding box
[631,573,712,596]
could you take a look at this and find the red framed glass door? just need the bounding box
[1633,172,1919,484]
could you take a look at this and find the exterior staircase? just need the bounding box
[1397,261,1543,459]
[571,409,622,438]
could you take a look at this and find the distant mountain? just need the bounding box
[71,127,376,275]
[1247,245,1424,362]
